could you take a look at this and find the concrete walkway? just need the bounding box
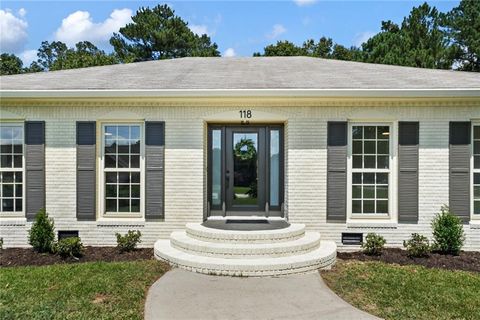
[145,268,380,320]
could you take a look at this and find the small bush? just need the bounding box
[362,233,386,256]
[403,233,430,257]
[116,230,142,252]
[55,237,84,258]
[28,209,55,253]
[431,205,465,255]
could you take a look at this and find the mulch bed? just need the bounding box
[338,248,480,273]
[0,247,155,267]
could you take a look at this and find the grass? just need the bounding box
[321,260,480,320]
[233,186,258,205]
[0,260,169,320]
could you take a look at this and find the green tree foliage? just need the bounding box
[36,41,118,71]
[442,0,480,71]
[362,3,452,69]
[110,4,220,62]
[0,53,24,75]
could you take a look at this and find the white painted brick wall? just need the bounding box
[1,105,479,250]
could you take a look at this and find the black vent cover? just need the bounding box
[342,233,363,245]
[58,230,79,240]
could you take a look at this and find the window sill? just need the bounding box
[469,220,480,229]
[347,222,398,229]
[97,218,145,228]
[0,217,27,226]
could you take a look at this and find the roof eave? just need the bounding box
[0,88,479,99]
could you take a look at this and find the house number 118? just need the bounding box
[239,110,252,119]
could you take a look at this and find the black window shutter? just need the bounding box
[398,122,419,223]
[327,122,347,222]
[25,121,45,219]
[145,121,165,220]
[76,122,96,220]
[449,122,471,223]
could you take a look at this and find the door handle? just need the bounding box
[225,170,230,186]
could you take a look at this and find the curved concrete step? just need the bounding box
[185,222,305,244]
[154,239,337,276]
[170,231,321,258]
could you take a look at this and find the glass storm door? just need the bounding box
[208,125,283,216]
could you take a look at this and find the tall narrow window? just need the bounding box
[351,125,391,215]
[270,129,280,207]
[211,129,222,207]
[103,124,142,214]
[0,123,24,214]
[473,125,480,215]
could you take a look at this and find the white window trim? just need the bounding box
[346,121,398,223]
[0,121,25,218]
[98,121,145,219]
[471,122,480,221]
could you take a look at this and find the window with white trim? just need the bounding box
[473,125,480,216]
[103,124,142,214]
[0,123,24,214]
[351,125,391,215]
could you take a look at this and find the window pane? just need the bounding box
[376,173,388,184]
[475,186,480,199]
[3,184,13,197]
[2,199,14,211]
[475,156,480,169]
[106,185,116,197]
[352,173,362,184]
[15,172,22,182]
[106,172,117,183]
[475,201,480,214]
[377,156,389,169]
[131,185,140,198]
[15,199,22,211]
[352,126,362,139]
[363,186,375,198]
[105,126,116,138]
[377,141,389,154]
[475,173,480,185]
[130,155,140,168]
[352,186,362,198]
[3,172,13,182]
[363,200,375,213]
[364,173,375,184]
[106,199,117,212]
[131,199,140,212]
[130,126,140,140]
[105,155,116,168]
[118,185,130,197]
[117,126,129,140]
[377,200,388,213]
[118,140,129,153]
[118,199,129,212]
[364,156,375,168]
[377,126,389,139]
[1,155,12,168]
[130,140,140,153]
[353,156,362,168]
[352,200,362,213]
[15,184,22,197]
[118,172,130,183]
[13,155,22,168]
[270,130,280,206]
[376,186,388,199]
[353,141,362,154]
[364,126,376,139]
[117,155,129,168]
[364,141,375,154]
[474,141,480,154]
[1,143,12,153]
[474,126,480,139]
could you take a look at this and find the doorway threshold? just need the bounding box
[202,217,290,231]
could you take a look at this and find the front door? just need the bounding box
[208,125,284,217]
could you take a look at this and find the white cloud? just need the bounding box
[19,49,37,65]
[0,9,28,53]
[190,24,209,36]
[223,48,236,57]
[354,31,376,47]
[266,24,287,39]
[18,8,27,18]
[54,8,132,47]
[293,0,317,7]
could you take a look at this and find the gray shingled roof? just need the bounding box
[1,57,479,90]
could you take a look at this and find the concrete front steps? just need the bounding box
[154,222,337,276]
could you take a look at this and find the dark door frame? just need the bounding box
[207,124,284,218]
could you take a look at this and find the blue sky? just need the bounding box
[1,1,460,65]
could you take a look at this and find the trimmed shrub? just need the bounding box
[55,237,84,258]
[116,230,142,252]
[431,205,465,255]
[403,233,430,257]
[28,209,55,253]
[362,233,386,256]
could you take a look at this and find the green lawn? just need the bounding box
[321,260,480,320]
[0,260,169,320]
